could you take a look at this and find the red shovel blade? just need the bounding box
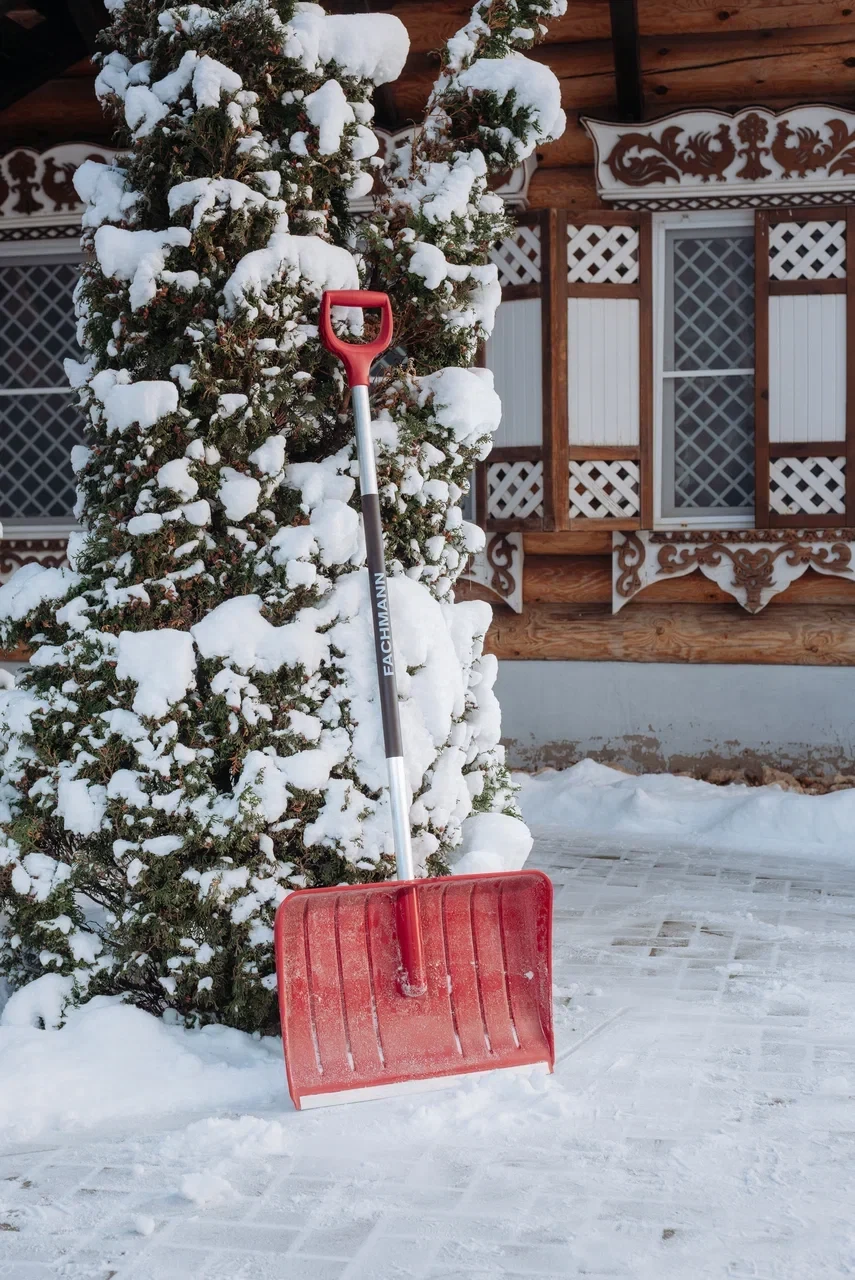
[274,869,554,1110]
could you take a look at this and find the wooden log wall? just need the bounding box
[9,1,855,153]
[478,533,855,666]
[7,0,855,670]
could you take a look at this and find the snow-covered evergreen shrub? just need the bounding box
[0,0,565,1032]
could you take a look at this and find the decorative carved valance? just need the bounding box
[1,533,524,615]
[0,136,535,242]
[0,538,70,586]
[356,127,535,211]
[0,144,119,240]
[614,529,855,613]
[459,533,524,613]
[585,107,855,209]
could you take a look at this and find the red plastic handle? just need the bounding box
[319,290,394,387]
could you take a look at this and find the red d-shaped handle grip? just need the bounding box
[319,290,394,387]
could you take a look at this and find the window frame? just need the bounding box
[476,207,561,533]
[652,209,758,531]
[0,239,83,536]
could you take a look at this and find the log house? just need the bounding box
[5,0,855,771]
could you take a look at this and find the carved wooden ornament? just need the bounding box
[0,538,70,586]
[460,533,524,613]
[354,129,536,212]
[0,144,119,231]
[585,107,855,207]
[614,530,855,614]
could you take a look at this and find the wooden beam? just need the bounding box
[524,555,855,606]
[373,0,855,53]
[541,208,569,531]
[638,0,855,36]
[0,4,89,112]
[485,602,855,664]
[527,166,601,211]
[609,0,644,121]
[535,25,855,111]
[0,63,107,150]
[524,531,614,555]
[63,0,109,52]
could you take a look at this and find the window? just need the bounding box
[477,206,855,537]
[0,249,83,528]
[657,217,756,526]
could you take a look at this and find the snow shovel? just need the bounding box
[273,289,554,1110]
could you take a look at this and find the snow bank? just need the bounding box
[452,812,533,874]
[518,760,855,857]
[0,986,282,1143]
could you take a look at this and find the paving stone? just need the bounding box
[168,1221,301,1253]
[7,829,855,1278]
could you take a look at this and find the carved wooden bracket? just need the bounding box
[614,529,855,613]
[585,107,855,209]
[460,533,524,613]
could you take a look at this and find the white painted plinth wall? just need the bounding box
[496,660,855,774]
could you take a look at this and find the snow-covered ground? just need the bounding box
[3,768,855,1278]
[518,759,855,857]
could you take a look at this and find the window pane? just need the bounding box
[0,393,83,519]
[487,299,542,447]
[669,374,755,510]
[671,233,755,372]
[662,226,755,518]
[0,260,79,388]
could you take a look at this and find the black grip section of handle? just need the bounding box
[362,492,403,760]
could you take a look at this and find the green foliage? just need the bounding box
[0,0,564,1031]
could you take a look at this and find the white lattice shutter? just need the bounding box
[758,210,853,528]
[566,213,650,526]
[482,212,549,529]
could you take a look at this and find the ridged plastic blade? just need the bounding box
[274,869,554,1110]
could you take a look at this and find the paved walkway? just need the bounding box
[3,830,855,1279]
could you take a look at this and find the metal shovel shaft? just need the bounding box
[351,382,427,997]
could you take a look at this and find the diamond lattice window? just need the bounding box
[486,459,544,520]
[566,224,639,284]
[768,220,846,281]
[489,226,541,289]
[769,456,846,516]
[662,228,755,518]
[0,257,82,520]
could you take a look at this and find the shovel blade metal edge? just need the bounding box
[274,869,554,1111]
